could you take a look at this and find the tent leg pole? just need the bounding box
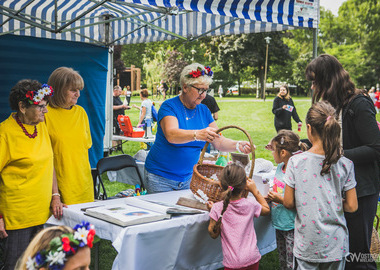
[312,28,318,59]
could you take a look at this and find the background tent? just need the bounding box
[0,0,320,166]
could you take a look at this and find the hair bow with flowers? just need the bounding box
[186,66,213,78]
[26,221,98,270]
[26,84,54,105]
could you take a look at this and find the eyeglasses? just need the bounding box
[35,104,48,111]
[265,144,274,151]
[190,85,210,95]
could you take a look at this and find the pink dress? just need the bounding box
[209,197,262,268]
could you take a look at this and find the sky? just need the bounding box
[319,0,346,16]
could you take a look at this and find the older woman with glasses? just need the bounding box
[144,63,252,193]
[45,67,94,205]
[0,79,63,270]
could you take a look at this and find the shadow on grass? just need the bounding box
[91,239,280,270]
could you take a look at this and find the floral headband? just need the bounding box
[26,221,98,270]
[26,84,54,105]
[185,66,213,78]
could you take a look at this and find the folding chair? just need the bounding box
[93,154,145,200]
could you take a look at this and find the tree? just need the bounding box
[205,32,291,97]
[162,50,188,94]
[143,50,165,93]
[113,45,126,82]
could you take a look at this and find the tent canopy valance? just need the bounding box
[0,0,320,46]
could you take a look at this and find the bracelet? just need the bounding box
[236,141,243,153]
[52,193,61,197]
[193,131,199,141]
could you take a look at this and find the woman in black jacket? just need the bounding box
[306,54,380,270]
[272,85,302,132]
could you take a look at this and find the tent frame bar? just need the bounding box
[0,0,186,45]
[0,0,36,28]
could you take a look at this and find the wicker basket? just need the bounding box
[190,125,255,202]
[370,214,380,261]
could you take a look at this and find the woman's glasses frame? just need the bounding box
[190,85,211,95]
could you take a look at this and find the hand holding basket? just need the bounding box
[190,125,255,202]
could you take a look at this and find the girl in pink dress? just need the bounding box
[207,164,270,270]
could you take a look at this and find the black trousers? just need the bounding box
[275,126,291,133]
[345,193,379,270]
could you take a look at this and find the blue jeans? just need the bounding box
[145,171,191,194]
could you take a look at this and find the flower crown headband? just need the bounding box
[26,221,98,270]
[26,84,54,105]
[185,66,213,78]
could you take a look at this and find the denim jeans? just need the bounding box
[145,171,191,194]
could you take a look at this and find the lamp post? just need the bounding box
[263,36,271,101]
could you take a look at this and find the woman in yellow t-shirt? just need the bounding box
[0,80,61,270]
[46,67,94,205]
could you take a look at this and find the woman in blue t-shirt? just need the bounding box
[144,63,252,193]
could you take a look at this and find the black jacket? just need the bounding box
[272,96,301,131]
[343,94,380,197]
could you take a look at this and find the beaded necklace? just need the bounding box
[182,104,197,120]
[15,114,37,138]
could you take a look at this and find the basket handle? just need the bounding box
[198,125,255,178]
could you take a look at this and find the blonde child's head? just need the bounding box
[306,101,342,174]
[16,223,96,270]
[267,130,308,165]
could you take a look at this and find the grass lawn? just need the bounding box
[93,95,380,269]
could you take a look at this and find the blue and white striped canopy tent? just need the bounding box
[0,0,320,167]
[0,0,320,46]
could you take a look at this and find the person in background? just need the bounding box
[159,80,169,100]
[46,67,94,205]
[218,85,223,98]
[306,54,380,270]
[125,85,132,105]
[265,130,308,270]
[15,222,96,270]
[207,164,270,270]
[272,85,302,133]
[375,87,380,113]
[113,85,130,149]
[0,80,63,270]
[132,89,153,128]
[201,93,220,121]
[283,101,358,269]
[368,87,378,113]
[144,63,252,194]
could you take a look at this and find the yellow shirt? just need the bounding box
[45,105,94,205]
[0,114,53,230]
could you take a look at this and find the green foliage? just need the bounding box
[162,50,188,89]
[205,32,291,96]
[143,50,165,92]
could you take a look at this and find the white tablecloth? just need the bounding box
[46,190,276,270]
[112,135,155,143]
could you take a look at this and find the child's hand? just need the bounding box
[206,201,214,211]
[246,178,258,194]
[267,191,283,204]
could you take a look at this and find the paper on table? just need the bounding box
[84,198,171,227]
